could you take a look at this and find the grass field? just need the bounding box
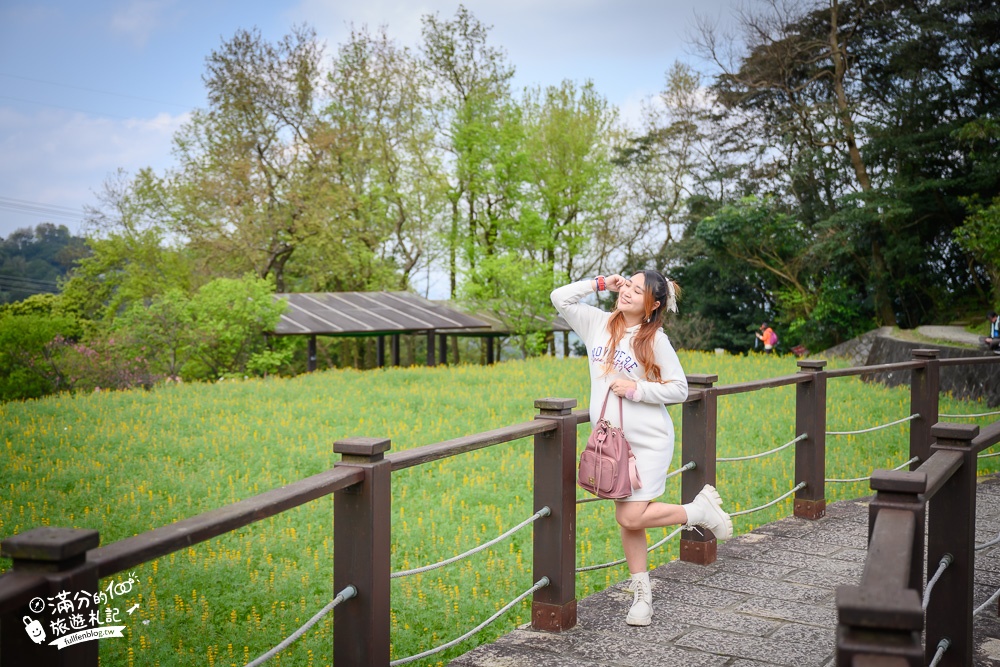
[2,352,999,666]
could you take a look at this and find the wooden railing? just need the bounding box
[2,348,999,666]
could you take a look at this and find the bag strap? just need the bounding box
[598,387,627,429]
[597,387,613,421]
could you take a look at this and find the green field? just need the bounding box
[2,353,998,666]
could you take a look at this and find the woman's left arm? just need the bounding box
[632,334,688,404]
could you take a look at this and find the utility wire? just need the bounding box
[0,196,86,223]
[0,275,60,288]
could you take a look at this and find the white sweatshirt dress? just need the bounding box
[551,280,689,502]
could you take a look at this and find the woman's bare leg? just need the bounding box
[615,501,688,573]
[615,501,688,532]
[620,525,649,573]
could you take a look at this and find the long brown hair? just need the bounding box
[602,271,680,383]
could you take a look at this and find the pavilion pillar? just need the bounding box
[391,335,400,366]
[426,330,436,367]
[438,334,448,366]
[486,338,495,365]
[308,335,317,372]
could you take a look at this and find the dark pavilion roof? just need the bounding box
[271,292,492,336]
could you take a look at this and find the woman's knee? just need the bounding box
[615,504,646,531]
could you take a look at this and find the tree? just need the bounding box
[60,169,193,323]
[0,223,87,303]
[166,26,352,291]
[421,4,516,298]
[185,274,288,378]
[323,26,447,291]
[613,62,717,269]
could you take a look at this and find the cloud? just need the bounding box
[0,106,188,237]
[110,0,177,48]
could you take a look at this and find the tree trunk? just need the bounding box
[828,0,872,193]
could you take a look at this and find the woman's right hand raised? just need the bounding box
[605,274,626,292]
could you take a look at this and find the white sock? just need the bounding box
[682,500,703,526]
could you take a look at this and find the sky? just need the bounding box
[0,0,737,240]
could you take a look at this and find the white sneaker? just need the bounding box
[686,484,733,540]
[626,577,652,626]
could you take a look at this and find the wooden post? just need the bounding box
[391,334,400,366]
[308,334,317,372]
[680,374,718,565]
[909,349,940,469]
[925,423,978,667]
[486,338,495,365]
[376,336,385,368]
[426,330,436,367]
[0,527,100,667]
[333,437,392,667]
[438,334,448,366]
[531,398,578,632]
[795,360,827,519]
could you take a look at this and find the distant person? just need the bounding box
[983,311,1000,353]
[756,323,777,353]
[552,271,732,627]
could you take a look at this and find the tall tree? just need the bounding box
[421,5,516,298]
[166,26,353,291]
[323,26,447,291]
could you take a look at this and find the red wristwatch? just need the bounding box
[595,275,606,292]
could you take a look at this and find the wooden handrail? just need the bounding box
[825,361,925,378]
[388,420,557,471]
[914,450,964,499]
[713,373,811,397]
[89,466,364,578]
[862,508,916,590]
[972,421,1000,455]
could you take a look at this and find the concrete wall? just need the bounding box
[862,335,1000,407]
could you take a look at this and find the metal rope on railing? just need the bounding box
[923,554,952,610]
[243,585,356,667]
[391,507,550,579]
[576,462,696,505]
[976,531,1000,551]
[729,482,807,517]
[940,410,1000,419]
[576,526,684,573]
[826,456,919,484]
[973,586,1000,617]
[718,434,806,462]
[826,413,919,436]
[979,450,1000,459]
[388,577,549,666]
[928,638,951,667]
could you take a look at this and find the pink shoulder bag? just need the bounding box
[578,389,642,499]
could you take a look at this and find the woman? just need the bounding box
[551,271,732,626]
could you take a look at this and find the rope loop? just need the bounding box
[826,456,919,484]
[576,526,684,573]
[826,413,919,436]
[389,577,549,665]
[243,585,356,667]
[718,434,806,462]
[923,554,952,610]
[730,482,806,517]
[391,506,550,579]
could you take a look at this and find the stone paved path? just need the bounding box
[451,476,1000,666]
[917,325,984,347]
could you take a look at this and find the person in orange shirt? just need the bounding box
[756,323,777,353]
